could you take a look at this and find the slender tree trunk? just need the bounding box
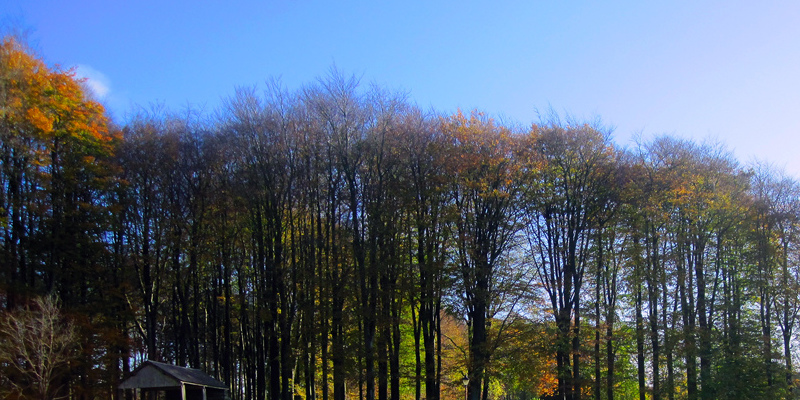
[321,295,330,400]
[782,241,795,391]
[636,285,646,400]
[606,322,614,400]
[423,281,440,400]
[694,242,713,400]
[413,305,422,400]
[664,279,677,400]
[332,291,346,400]
[573,291,582,400]
[390,289,402,400]
[784,330,793,389]
[647,224,661,400]
[436,299,443,398]
[594,288,601,400]
[379,327,389,400]
[678,237,698,400]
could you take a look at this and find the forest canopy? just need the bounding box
[2,36,800,400]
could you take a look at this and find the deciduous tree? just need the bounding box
[0,295,79,400]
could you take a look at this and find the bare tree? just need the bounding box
[0,295,79,400]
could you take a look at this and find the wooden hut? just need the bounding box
[118,360,228,400]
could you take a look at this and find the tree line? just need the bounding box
[2,36,799,400]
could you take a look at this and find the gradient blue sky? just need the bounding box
[4,1,800,176]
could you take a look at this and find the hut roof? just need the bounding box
[118,360,227,390]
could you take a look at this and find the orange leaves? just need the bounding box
[1,37,109,144]
[0,35,117,246]
[1,36,113,166]
[25,107,53,133]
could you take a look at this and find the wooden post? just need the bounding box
[181,383,186,400]
[203,386,207,400]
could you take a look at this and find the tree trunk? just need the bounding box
[469,298,488,400]
[594,293,601,400]
[636,285,646,400]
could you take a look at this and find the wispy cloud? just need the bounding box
[74,64,111,99]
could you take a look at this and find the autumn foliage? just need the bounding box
[0,37,121,399]
[3,37,800,400]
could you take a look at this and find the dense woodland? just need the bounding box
[2,36,800,400]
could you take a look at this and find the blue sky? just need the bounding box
[4,1,800,176]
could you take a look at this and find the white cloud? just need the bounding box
[74,64,111,99]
